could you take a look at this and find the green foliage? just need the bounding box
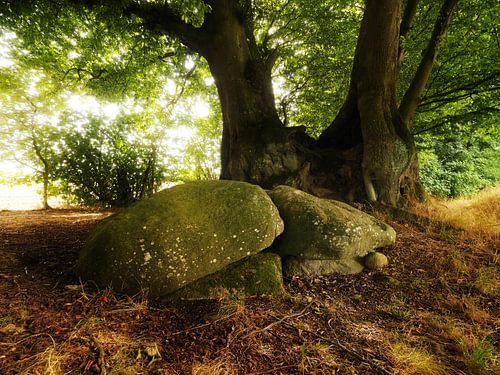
[464,337,498,373]
[418,131,499,198]
[0,55,63,191]
[0,0,193,101]
[1,0,499,203]
[0,24,221,206]
[262,0,360,135]
[55,113,168,207]
[408,0,500,139]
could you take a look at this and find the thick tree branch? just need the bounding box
[400,0,420,39]
[399,0,458,126]
[126,2,207,55]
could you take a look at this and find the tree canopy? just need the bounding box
[0,0,498,206]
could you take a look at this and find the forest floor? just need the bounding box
[0,205,498,374]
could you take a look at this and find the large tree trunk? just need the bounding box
[201,2,290,184]
[319,0,415,205]
[128,0,456,206]
[130,0,310,187]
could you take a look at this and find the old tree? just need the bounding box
[125,0,460,206]
[1,0,469,205]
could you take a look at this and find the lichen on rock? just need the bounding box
[76,180,284,297]
[267,185,396,277]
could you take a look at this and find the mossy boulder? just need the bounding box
[171,253,284,299]
[76,180,284,297]
[267,185,396,276]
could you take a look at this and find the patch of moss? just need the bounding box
[171,253,284,299]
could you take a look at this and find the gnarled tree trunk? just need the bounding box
[130,0,310,188]
[200,1,298,184]
[319,0,415,205]
[128,0,457,206]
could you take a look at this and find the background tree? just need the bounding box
[0,64,63,209]
[55,112,168,206]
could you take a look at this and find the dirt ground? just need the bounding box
[0,209,498,374]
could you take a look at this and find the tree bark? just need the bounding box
[398,0,420,67]
[31,133,52,210]
[319,0,415,205]
[129,0,309,187]
[42,169,50,210]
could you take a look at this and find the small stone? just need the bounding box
[364,252,389,270]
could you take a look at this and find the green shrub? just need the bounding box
[418,134,499,198]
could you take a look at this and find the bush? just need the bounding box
[418,135,499,198]
[55,115,168,207]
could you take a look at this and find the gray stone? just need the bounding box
[364,252,389,270]
[283,257,365,277]
[267,185,396,275]
[76,180,284,297]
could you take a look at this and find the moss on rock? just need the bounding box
[364,251,389,270]
[76,181,284,297]
[171,253,284,299]
[267,185,396,276]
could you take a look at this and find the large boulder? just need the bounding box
[267,185,396,276]
[77,180,284,297]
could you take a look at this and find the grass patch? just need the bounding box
[413,185,500,238]
[192,356,238,375]
[473,266,500,296]
[444,294,491,323]
[446,249,471,274]
[297,341,339,373]
[19,337,68,375]
[463,337,499,374]
[377,295,413,319]
[391,341,445,374]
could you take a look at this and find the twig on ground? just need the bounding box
[241,302,313,340]
[281,320,393,375]
[91,335,107,375]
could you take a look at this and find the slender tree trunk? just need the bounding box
[31,134,52,210]
[42,169,50,210]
